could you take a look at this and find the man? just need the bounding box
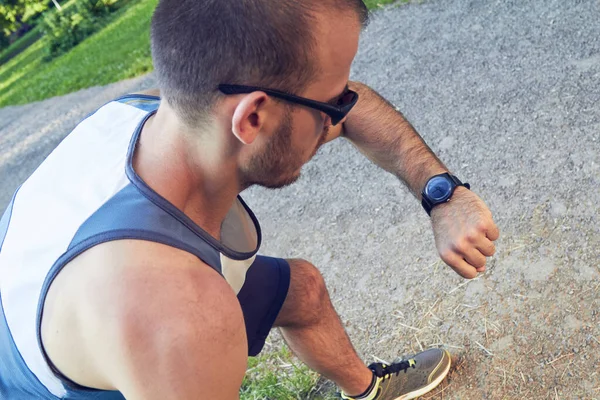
[0,0,499,399]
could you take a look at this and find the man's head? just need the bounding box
[151,0,367,188]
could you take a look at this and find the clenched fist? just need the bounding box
[430,187,499,279]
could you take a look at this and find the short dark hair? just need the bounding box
[151,0,368,126]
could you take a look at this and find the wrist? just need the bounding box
[415,168,449,200]
[420,173,470,216]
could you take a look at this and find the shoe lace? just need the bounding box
[368,358,417,380]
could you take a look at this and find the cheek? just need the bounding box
[297,110,326,145]
[287,109,327,162]
[307,121,325,153]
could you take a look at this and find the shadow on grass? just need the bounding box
[0,28,43,66]
[0,0,156,108]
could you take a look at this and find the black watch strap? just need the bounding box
[421,174,470,216]
[449,175,470,190]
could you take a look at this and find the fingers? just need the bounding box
[466,221,497,260]
[462,247,487,270]
[442,233,494,279]
[431,192,500,279]
[441,252,479,279]
[486,222,500,241]
[475,237,496,257]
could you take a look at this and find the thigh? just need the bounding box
[237,255,290,356]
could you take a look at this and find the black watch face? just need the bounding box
[425,176,453,201]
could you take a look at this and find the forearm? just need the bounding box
[342,81,448,198]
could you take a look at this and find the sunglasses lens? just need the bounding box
[337,91,357,106]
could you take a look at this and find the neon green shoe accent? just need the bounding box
[340,349,451,400]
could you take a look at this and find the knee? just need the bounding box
[286,258,329,325]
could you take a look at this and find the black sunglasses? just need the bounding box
[218,84,358,126]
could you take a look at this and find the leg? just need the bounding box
[242,256,450,400]
[274,259,373,396]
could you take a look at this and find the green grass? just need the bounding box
[0,0,91,67]
[241,345,337,400]
[0,27,42,65]
[0,0,82,77]
[0,0,156,107]
[363,0,406,9]
[0,0,410,108]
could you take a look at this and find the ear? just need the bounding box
[231,92,268,145]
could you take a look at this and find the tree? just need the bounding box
[0,0,49,36]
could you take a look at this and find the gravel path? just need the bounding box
[1,1,599,398]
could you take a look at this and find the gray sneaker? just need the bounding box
[341,348,451,400]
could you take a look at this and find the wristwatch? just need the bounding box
[421,173,470,216]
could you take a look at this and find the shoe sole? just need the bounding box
[394,349,452,400]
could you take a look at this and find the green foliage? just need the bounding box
[0,0,154,107]
[0,0,391,108]
[0,23,40,63]
[0,30,8,48]
[363,0,408,10]
[0,0,48,35]
[39,0,121,59]
[240,346,337,400]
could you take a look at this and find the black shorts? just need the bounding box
[236,256,290,356]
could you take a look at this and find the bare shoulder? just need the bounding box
[41,240,246,397]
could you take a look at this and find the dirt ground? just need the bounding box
[1,0,599,399]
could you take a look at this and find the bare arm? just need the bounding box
[113,261,246,399]
[332,81,499,279]
[341,81,447,198]
[42,240,247,400]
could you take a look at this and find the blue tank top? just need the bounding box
[0,95,262,399]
